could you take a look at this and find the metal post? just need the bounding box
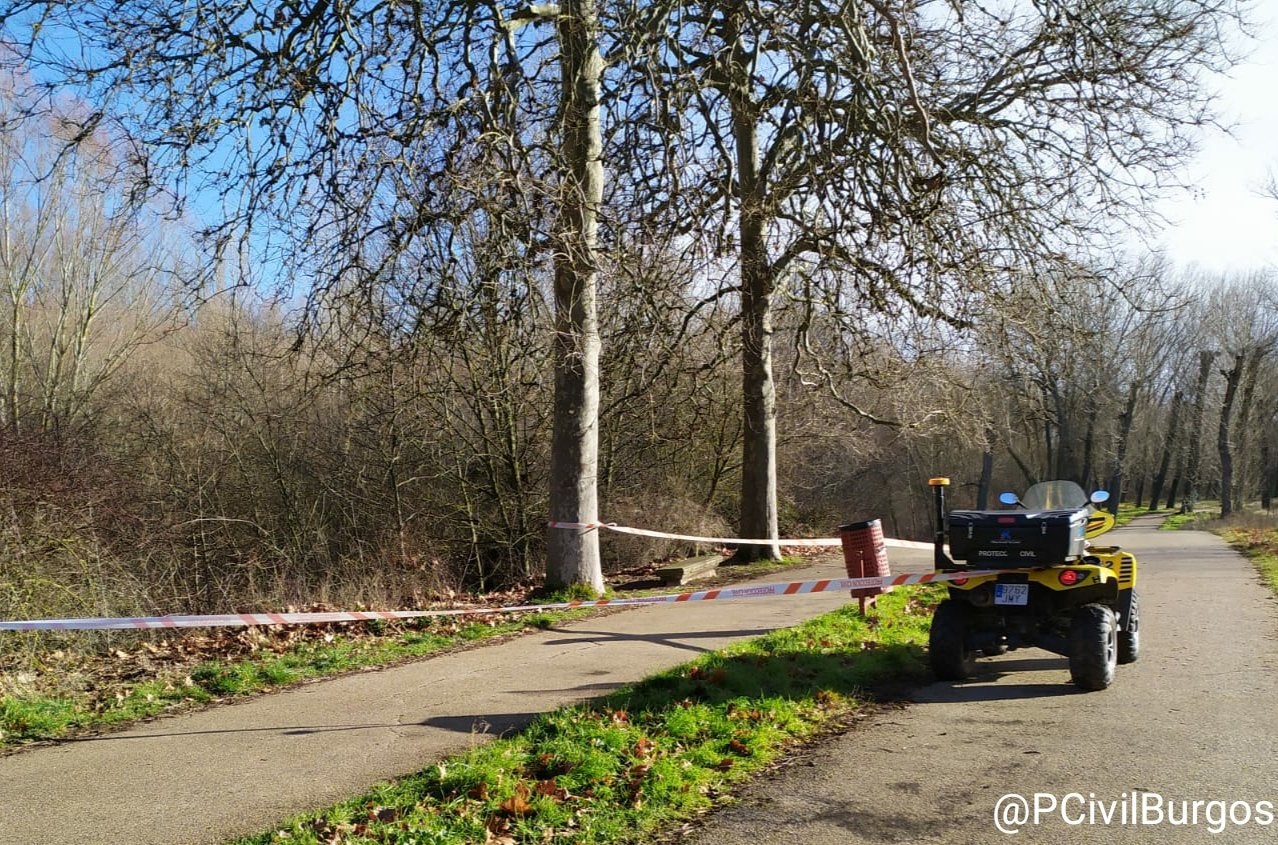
[930,477,951,571]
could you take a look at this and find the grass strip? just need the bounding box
[1158,511,1204,531]
[0,608,589,747]
[1114,504,1168,526]
[1,560,825,749]
[1215,524,1278,596]
[232,587,939,845]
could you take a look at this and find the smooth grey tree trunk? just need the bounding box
[545,0,605,592]
[725,12,780,562]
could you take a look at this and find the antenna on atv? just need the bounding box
[929,477,955,571]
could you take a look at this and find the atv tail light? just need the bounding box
[1058,569,1083,586]
[950,576,968,586]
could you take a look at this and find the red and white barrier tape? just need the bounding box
[546,520,936,551]
[0,569,1002,633]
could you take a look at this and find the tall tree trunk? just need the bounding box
[1181,350,1216,515]
[1262,439,1274,512]
[5,295,19,431]
[1080,401,1097,491]
[1166,464,1182,510]
[1149,389,1183,510]
[976,427,995,510]
[725,12,780,561]
[1048,385,1079,482]
[1106,381,1140,514]
[1042,414,1054,480]
[1217,352,1244,518]
[545,0,604,592]
[1231,347,1265,511]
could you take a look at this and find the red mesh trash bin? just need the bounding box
[839,518,892,612]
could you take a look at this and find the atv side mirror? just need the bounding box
[1089,490,1111,505]
[998,492,1020,507]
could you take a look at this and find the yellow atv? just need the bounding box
[926,478,1139,691]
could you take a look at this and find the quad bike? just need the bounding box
[926,477,1139,692]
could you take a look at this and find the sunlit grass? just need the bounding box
[232,588,941,845]
[0,611,592,747]
[1159,511,1206,530]
[1214,515,1278,597]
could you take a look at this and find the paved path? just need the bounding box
[0,547,932,845]
[688,517,1278,843]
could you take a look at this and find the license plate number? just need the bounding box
[994,584,1029,606]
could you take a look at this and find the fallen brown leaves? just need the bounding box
[1,583,557,741]
[686,666,727,684]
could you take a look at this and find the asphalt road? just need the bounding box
[688,516,1278,844]
[0,545,934,845]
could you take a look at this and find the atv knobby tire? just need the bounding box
[1069,603,1118,691]
[1118,589,1140,665]
[929,599,975,681]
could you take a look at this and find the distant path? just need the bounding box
[688,517,1278,844]
[0,548,933,845]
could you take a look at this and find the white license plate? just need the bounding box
[994,583,1029,606]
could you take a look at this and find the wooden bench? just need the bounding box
[655,554,723,586]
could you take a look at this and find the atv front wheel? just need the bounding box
[1069,603,1118,691]
[1118,589,1140,665]
[929,599,975,681]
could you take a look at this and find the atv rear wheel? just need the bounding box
[1069,603,1118,691]
[929,599,975,681]
[1118,589,1140,665]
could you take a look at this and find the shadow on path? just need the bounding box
[915,655,1082,703]
[540,627,778,653]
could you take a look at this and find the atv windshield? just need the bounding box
[1020,480,1089,511]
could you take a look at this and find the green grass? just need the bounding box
[1115,503,1163,526]
[0,562,823,748]
[231,588,939,845]
[0,695,79,739]
[1159,512,1199,530]
[1214,519,1278,597]
[0,558,840,749]
[0,612,590,746]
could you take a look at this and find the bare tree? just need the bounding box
[543,0,606,592]
[1202,273,1278,516]
[0,0,615,590]
[0,75,182,436]
[614,0,1239,557]
[1232,345,1269,509]
[1181,349,1217,515]
[1149,388,1184,511]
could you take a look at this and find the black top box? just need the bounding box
[948,507,1089,566]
